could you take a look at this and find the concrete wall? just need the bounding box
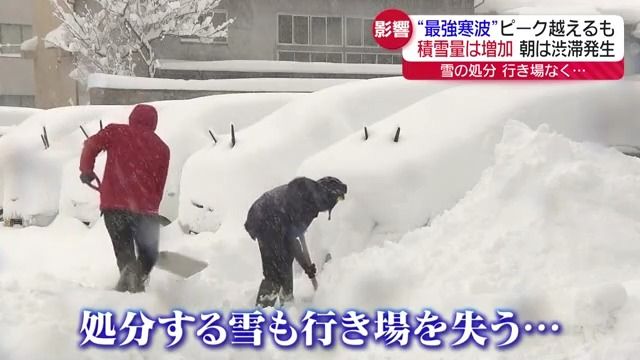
[0,57,35,95]
[0,0,32,25]
[31,0,79,108]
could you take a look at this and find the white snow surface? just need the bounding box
[20,36,38,52]
[0,106,42,127]
[1,122,640,359]
[87,73,359,92]
[59,93,303,224]
[297,80,640,262]
[0,105,131,225]
[155,59,402,75]
[178,77,456,234]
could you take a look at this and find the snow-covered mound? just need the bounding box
[178,77,456,234]
[312,121,640,358]
[1,105,130,226]
[0,107,44,210]
[0,106,42,127]
[298,80,640,261]
[58,93,302,225]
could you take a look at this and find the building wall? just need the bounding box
[31,0,78,109]
[0,0,35,106]
[153,0,475,63]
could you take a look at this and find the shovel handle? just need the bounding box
[87,176,101,191]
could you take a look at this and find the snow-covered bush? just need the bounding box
[48,0,233,80]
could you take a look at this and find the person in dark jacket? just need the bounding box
[245,176,347,307]
[79,104,170,293]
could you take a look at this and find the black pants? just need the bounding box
[103,210,159,278]
[256,236,294,308]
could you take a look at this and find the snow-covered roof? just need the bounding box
[155,59,402,75]
[44,24,72,51]
[20,36,38,52]
[87,73,358,92]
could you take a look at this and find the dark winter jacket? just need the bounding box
[79,104,170,215]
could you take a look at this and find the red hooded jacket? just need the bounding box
[79,104,170,215]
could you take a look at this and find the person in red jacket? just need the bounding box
[79,104,170,293]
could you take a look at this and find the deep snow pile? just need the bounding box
[0,106,42,127]
[58,93,302,224]
[311,121,640,358]
[1,122,639,359]
[298,80,640,262]
[0,105,130,225]
[178,77,455,234]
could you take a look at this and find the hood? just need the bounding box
[129,104,158,131]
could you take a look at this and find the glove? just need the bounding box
[79,172,97,185]
[305,263,317,279]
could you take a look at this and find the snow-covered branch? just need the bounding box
[48,0,234,81]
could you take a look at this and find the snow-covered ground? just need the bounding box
[1,75,640,359]
[1,120,640,359]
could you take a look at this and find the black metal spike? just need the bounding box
[80,125,89,139]
[42,126,50,148]
[41,134,48,149]
[364,126,369,141]
[230,124,236,148]
[393,127,401,143]
[99,119,103,131]
[208,129,217,144]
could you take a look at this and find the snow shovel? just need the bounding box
[156,251,208,279]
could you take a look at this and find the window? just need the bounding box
[0,95,35,107]
[346,18,363,46]
[0,24,32,55]
[326,17,342,45]
[181,10,228,43]
[280,15,342,46]
[363,19,377,47]
[311,17,326,45]
[278,15,293,44]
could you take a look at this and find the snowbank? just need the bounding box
[1,105,130,226]
[298,80,640,262]
[156,59,401,75]
[312,121,640,358]
[2,122,640,359]
[178,77,456,234]
[0,106,42,127]
[59,93,302,225]
[87,73,358,92]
